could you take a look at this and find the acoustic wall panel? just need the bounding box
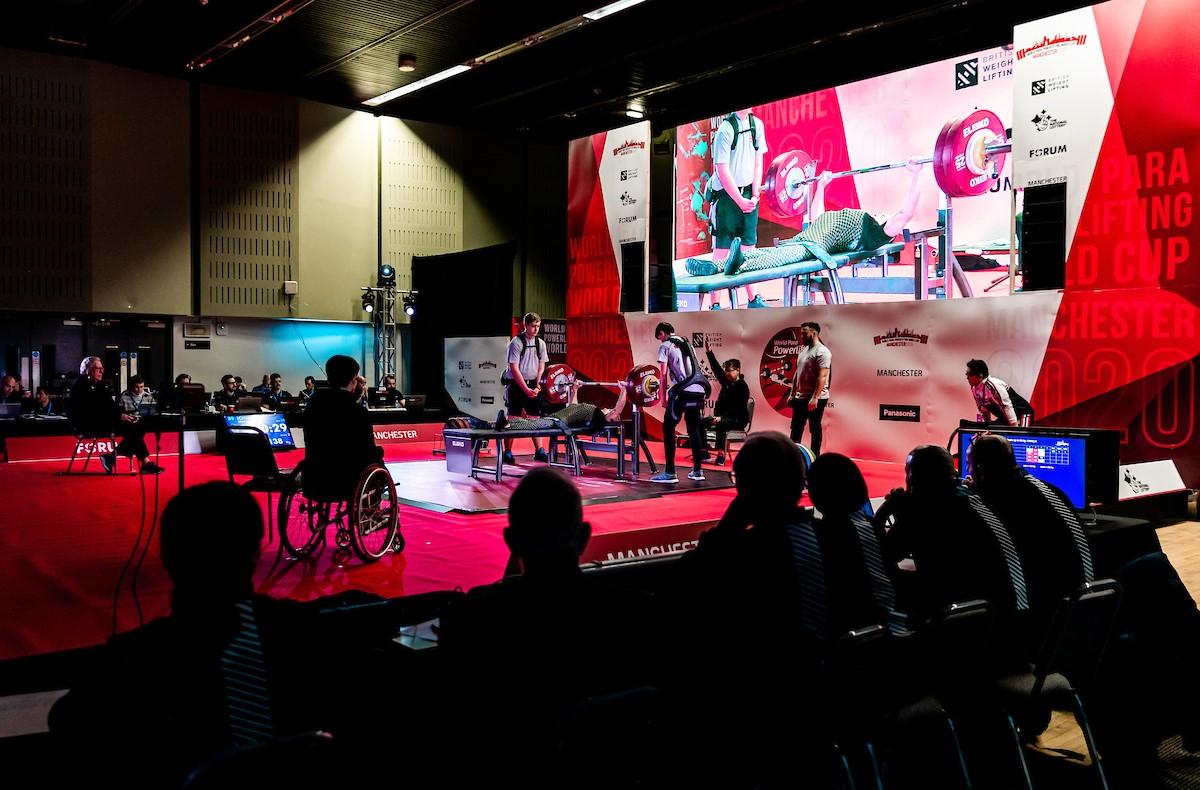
[380,118,462,303]
[199,85,298,317]
[0,50,90,311]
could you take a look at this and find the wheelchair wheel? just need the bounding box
[349,464,399,563]
[277,468,328,559]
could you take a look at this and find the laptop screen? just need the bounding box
[0,402,20,418]
[223,413,296,449]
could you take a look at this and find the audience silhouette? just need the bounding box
[49,482,342,789]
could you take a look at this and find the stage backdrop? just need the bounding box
[1014,0,1200,484]
[443,336,507,421]
[625,291,1062,462]
[567,122,650,387]
[674,45,1015,301]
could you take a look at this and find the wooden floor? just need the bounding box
[1035,516,1200,783]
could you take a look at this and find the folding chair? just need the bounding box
[223,425,295,545]
[993,579,1122,790]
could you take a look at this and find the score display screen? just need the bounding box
[960,432,1088,508]
[224,413,296,449]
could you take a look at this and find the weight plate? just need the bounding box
[933,109,1006,198]
[764,149,815,219]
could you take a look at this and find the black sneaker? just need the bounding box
[502,450,516,465]
[100,452,116,474]
[141,461,165,475]
[533,448,549,463]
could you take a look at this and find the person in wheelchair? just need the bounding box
[493,378,628,435]
[302,354,384,502]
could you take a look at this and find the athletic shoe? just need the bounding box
[722,237,745,275]
[715,453,726,466]
[685,259,719,277]
[100,452,115,474]
[141,461,165,475]
[688,470,705,481]
[533,448,549,462]
[502,451,516,465]
[747,295,768,308]
[650,472,678,484]
[708,303,722,310]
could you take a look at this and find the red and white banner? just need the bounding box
[566,121,651,385]
[625,292,1062,462]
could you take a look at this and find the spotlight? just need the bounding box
[361,292,375,313]
[397,54,417,72]
[402,293,416,317]
[377,262,396,287]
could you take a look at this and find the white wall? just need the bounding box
[172,317,371,394]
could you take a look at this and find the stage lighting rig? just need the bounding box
[402,292,416,316]
[377,263,396,287]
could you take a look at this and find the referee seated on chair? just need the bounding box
[502,312,550,466]
[701,337,749,466]
[302,355,384,501]
[68,356,163,475]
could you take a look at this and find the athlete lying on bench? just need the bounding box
[494,380,628,434]
[685,158,923,277]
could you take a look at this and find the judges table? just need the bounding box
[0,408,444,490]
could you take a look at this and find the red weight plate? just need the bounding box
[933,109,1006,198]
[627,364,661,407]
[541,363,575,404]
[764,149,814,219]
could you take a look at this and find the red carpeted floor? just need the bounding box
[0,441,904,661]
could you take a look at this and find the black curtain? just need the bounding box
[411,243,516,410]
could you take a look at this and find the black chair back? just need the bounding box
[1034,578,1121,691]
[183,731,335,788]
[224,426,280,480]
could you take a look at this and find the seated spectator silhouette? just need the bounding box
[438,467,653,786]
[874,445,1029,646]
[670,431,832,787]
[807,452,906,633]
[49,482,341,789]
[966,434,1093,641]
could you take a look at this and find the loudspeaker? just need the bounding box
[1020,182,1067,291]
[619,242,646,313]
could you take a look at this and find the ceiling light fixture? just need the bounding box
[625,108,644,119]
[362,0,649,106]
[397,54,417,72]
[583,0,649,21]
[363,64,471,106]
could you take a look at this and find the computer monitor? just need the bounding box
[176,383,209,412]
[367,387,397,408]
[0,402,19,419]
[223,412,296,450]
[957,426,1119,508]
[235,396,263,413]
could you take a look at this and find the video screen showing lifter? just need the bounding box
[686,159,923,278]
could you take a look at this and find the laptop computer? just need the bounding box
[235,396,263,413]
[136,402,157,417]
[0,402,20,418]
[404,394,426,409]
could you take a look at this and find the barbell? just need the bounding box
[763,108,1011,219]
[540,363,661,407]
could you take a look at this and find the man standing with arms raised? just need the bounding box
[789,322,831,456]
[502,312,550,466]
